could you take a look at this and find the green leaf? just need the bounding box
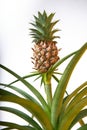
[46,13,55,24]
[30,28,44,36]
[0,64,49,115]
[33,75,41,82]
[69,109,87,129]
[77,124,87,130]
[58,97,87,130]
[63,81,87,110]
[52,74,59,83]
[38,11,45,24]
[0,95,53,130]
[51,43,87,128]
[51,29,60,35]
[9,71,40,85]
[59,82,87,125]
[0,83,40,106]
[0,89,18,97]
[51,50,78,72]
[0,106,42,130]
[51,36,60,40]
[30,32,44,40]
[51,20,59,29]
[43,10,47,20]
[58,87,87,129]
[64,87,87,114]
[0,121,31,130]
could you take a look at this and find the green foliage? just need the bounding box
[0,42,87,130]
[30,11,60,43]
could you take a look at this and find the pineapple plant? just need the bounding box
[0,10,87,130]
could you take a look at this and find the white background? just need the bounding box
[0,0,87,129]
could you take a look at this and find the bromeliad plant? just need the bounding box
[0,11,87,130]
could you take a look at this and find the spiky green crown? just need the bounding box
[30,11,60,43]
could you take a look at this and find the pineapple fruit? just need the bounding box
[30,11,60,73]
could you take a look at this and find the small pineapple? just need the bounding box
[30,11,60,73]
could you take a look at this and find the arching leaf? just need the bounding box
[0,64,49,115]
[69,109,87,129]
[58,97,87,130]
[51,43,87,127]
[0,106,42,130]
[0,83,40,106]
[0,121,32,130]
[0,95,53,130]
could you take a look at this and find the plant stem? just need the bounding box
[44,83,52,109]
[43,73,52,110]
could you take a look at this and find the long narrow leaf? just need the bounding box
[0,106,42,130]
[59,82,87,122]
[0,83,40,106]
[63,81,87,110]
[9,71,40,85]
[69,109,87,129]
[0,64,49,114]
[51,43,87,127]
[52,74,60,83]
[0,95,53,130]
[0,89,19,97]
[58,97,87,130]
[64,87,87,114]
[0,121,32,130]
